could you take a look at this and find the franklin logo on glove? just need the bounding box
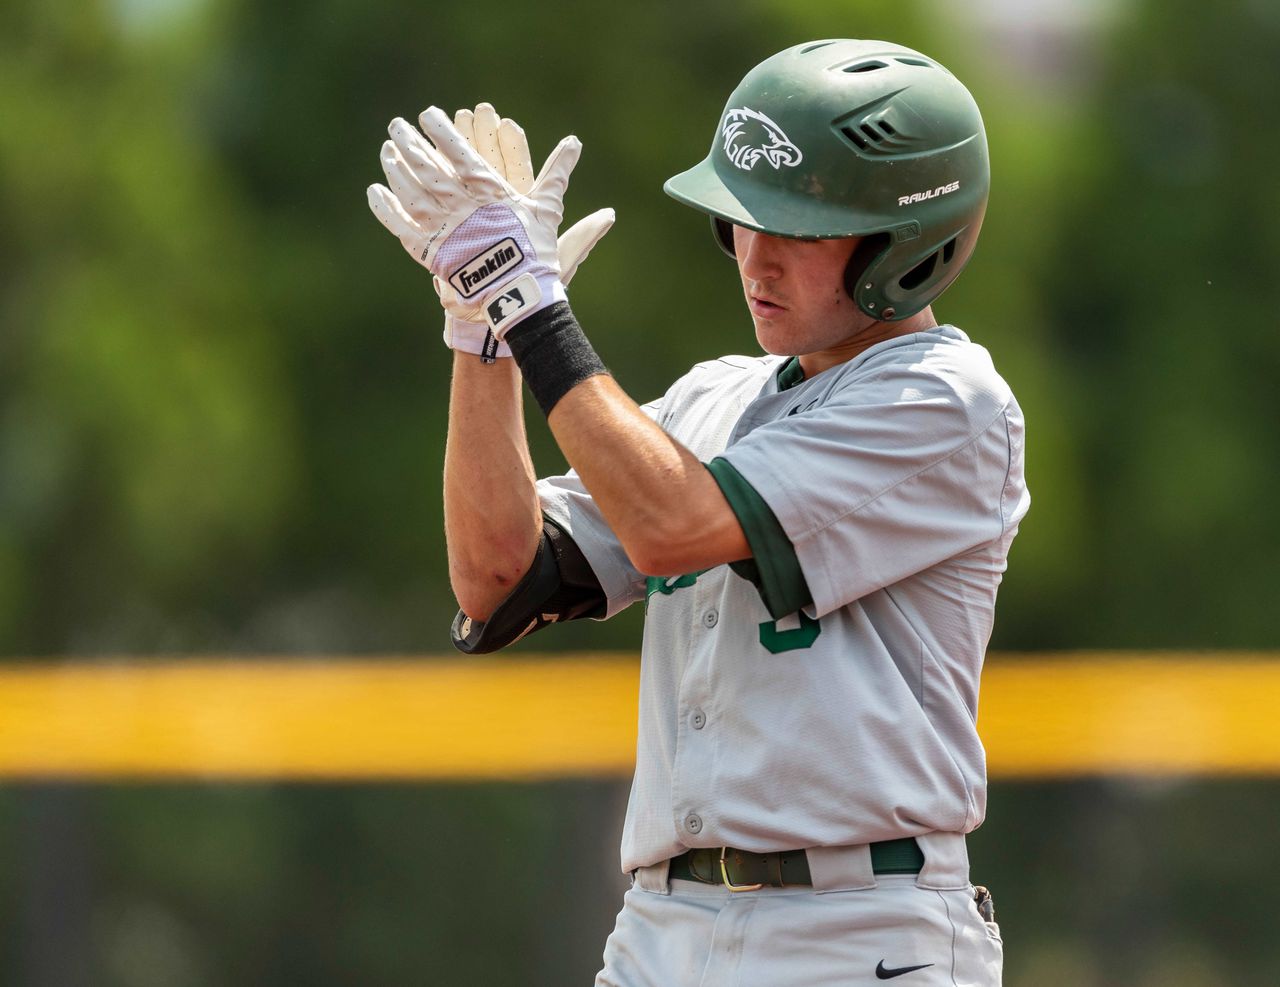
[449,237,524,297]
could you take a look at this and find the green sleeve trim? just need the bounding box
[705,457,812,621]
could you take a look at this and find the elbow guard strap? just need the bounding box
[450,517,606,655]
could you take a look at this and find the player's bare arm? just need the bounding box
[370,102,615,619]
[443,351,540,619]
[434,106,545,618]
[544,374,749,577]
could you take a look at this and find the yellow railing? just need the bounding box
[0,653,1277,779]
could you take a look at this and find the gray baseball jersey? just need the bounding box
[536,325,1028,874]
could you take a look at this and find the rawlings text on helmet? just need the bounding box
[721,107,803,171]
[898,181,960,207]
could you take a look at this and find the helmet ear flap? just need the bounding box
[843,233,891,313]
[711,217,736,258]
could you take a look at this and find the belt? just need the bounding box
[668,838,923,891]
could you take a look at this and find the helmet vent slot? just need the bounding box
[841,125,871,151]
[843,60,889,73]
[942,237,957,264]
[899,252,938,292]
[895,57,932,67]
[833,97,930,158]
[801,41,836,54]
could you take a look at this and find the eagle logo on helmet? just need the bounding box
[721,107,803,171]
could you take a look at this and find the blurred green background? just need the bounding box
[1,0,1278,983]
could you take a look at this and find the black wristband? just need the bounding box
[504,301,610,417]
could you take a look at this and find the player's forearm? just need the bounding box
[546,375,748,575]
[444,353,542,619]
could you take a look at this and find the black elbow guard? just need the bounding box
[450,517,607,655]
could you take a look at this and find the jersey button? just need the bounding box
[684,813,703,835]
[701,609,719,628]
[691,708,707,730]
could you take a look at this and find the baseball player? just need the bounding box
[368,38,1027,987]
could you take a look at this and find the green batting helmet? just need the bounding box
[664,40,990,321]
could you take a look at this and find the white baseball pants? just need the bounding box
[595,837,1002,987]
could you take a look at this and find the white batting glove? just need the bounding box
[434,105,614,360]
[367,106,585,346]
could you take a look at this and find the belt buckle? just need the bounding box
[719,847,764,893]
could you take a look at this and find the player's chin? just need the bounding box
[752,320,805,358]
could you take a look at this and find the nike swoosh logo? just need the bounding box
[876,960,934,980]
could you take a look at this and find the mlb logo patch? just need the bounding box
[486,287,528,325]
[483,273,543,336]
